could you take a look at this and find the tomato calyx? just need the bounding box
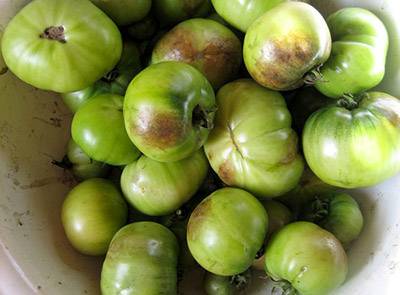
[39,26,66,43]
[231,269,252,290]
[337,93,359,110]
[192,105,215,130]
[303,64,325,86]
[271,280,299,295]
[302,196,330,222]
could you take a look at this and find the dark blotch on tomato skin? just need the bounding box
[187,197,212,241]
[154,27,242,88]
[182,0,207,15]
[131,110,185,149]
[253,35,315,90]
[218,161,235,185]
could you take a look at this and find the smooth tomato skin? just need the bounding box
[252,200,292,270]
[204,79,304,198]
[204,272,234,295]
[90,0,151,26]
[315,8,388,98]
[101,222,179,295]
[66,139,110,180]
[243,2,331,91]
[61,178,127,256]
[124,61,216,162]
[303,92,400,188]
[151,18,242,89]
[72,94,141,166]
[265,222,348,295]
[153,0,212,27]
[62,40,142,113]
[120,150,208,216]
[187,188,268,276]
[211,0,286,32]
[1,0,122,93]
[302,193,364,248]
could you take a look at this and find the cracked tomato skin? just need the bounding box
[211,0,286,32]
[204,79,304,198]
[265,222,348,295]
[303,92,400,188]
[187,188,268,276]
[90,0,151,26]
[315,8,389,98]
[124,61,216,162]
[151,18,242,89]
[101,222,179,295]
[1,0,122,93]
[243,2,331,91]
[120,150,208,216]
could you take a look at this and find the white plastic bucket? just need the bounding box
[1,0,400,294]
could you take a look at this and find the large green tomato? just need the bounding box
[65,138,110,180]
[153,0,212,27]
[62,40,142,113]
[124,61,216,162]
[1,0,122,93]
[303,92,400,188]
[120,150,208,216]
[211,0,286,32]
[187,188,268,276]
[252,200,292,270]
[101,222,179,295]
[301,192,364,248]
[61,178,127,256]
[315,8,388,98]
[72,94,141,166]
[265,222,348,295]
[90,0,151,26]
[243,2,331,91]
[204,79,304,198]
[151,18,242,89]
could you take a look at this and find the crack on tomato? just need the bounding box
[228,124,243,158]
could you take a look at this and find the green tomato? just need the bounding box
[153,0,212,27]
[265,221,348,295]
[278,166,338,216]
[61,178,127,256]
[90,0,151,26]
[211,0,287,32]
[1,0,122,93]
[315,8,389,98]
[66,138,110,180]
[243,2,331,91]
[252,200,292,271]
[101,222,179,295]
[204,273,234,295]
[303,92,400,188]
[288,87,333,133]
[187,188,268,276]
[151,18,242,89]
[124,61,216,162]
[126,15,159,41]
[72,93,141,166]
[204,79,304,198]
[120,150,208,216]
[301,193,364,248]
[62,40,142,113]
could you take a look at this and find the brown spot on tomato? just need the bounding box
[253,34,316,90]
[153,26,241,88]
[132,109,185,149]
[218,161,235,185]
[187,197,212,241]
